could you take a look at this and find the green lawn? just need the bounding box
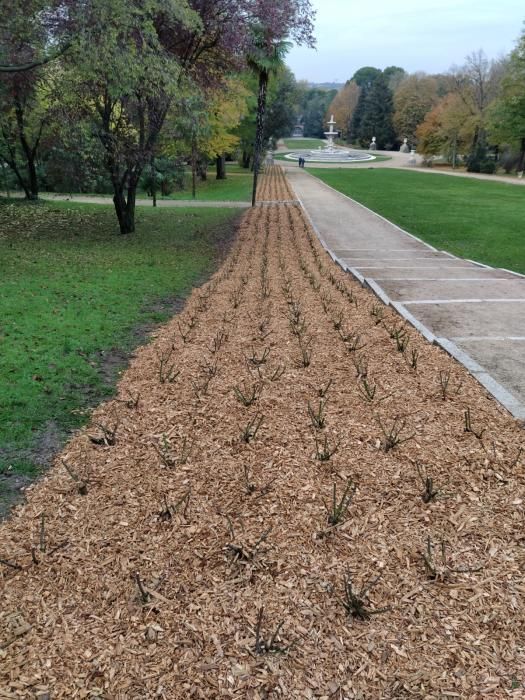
[283,138,326,149]
[309,168,525,274]
[0,200,240,507]
[39,169,254,203]
[165,171,252,201]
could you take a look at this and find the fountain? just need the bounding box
[284,115,376,164]
[324,115,338,153]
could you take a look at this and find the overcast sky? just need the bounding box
[287,0,525,83]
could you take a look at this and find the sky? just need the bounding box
[287,0,525,83]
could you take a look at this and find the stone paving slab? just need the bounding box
[404,301,525,337]
[351,266,511,281]
[378,278,525,301]
[453,340,525,402]
[286,166,525,419]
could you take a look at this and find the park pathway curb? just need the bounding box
[286,166,525,422]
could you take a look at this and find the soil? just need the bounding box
[1,167,524,698]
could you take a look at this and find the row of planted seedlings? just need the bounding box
[277,203,400,610]
[279,202,509,603]
[251,201,397,620]
[256,165,295,203]
[192,202,324,658]
[221,200,383,643]
[116,203,273,620]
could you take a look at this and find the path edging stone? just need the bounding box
[436,338,525,420]
[391,302,436,343]
[365,278,392,306]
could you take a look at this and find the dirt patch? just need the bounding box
[0,421,65,519]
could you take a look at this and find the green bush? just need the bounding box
[480,160,496,174]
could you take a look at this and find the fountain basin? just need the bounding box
[284,148,376,164]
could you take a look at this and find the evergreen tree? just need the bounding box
[348,86,367,144]
[358,74,396,148]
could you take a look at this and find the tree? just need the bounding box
[326,81,359,141]
[247,30,290,206]
[358,73,396,149]
[393,74,439,146]
[65,0,197,232]
[450,50,503,168]
[348,86,367,145]
[301,87,337,137]
[416,93,473,165]
[0,0,61,198]
[246,0,316,206]
[383,65,406,91]
[351,66,381,89]
[263,65,298,146]
[0,73,50,199]
[487,29,525,171]
[348,66,383,145]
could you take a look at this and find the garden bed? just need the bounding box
[1,167,524,697]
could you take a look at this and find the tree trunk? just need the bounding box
[151,156,157,207]
[3,151,30,198]
[197,157,207,181]
[112,176,138,234]
[14,93,41,200]
[27,154,39,200]
[518,137,525,173]
[251,69,269,207]
[191,140,197,200]
[216,154,226,180]
[241,152,251,169]
[1,161,10,198]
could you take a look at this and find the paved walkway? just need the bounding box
[286,167,525,420]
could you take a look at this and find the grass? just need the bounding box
[0,200,241,488]
[27,166,254,203]
[309,168,525,274]
[283,138,326,149]
[165,171,252,201]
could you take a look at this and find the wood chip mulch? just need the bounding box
[1,166,524,699]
